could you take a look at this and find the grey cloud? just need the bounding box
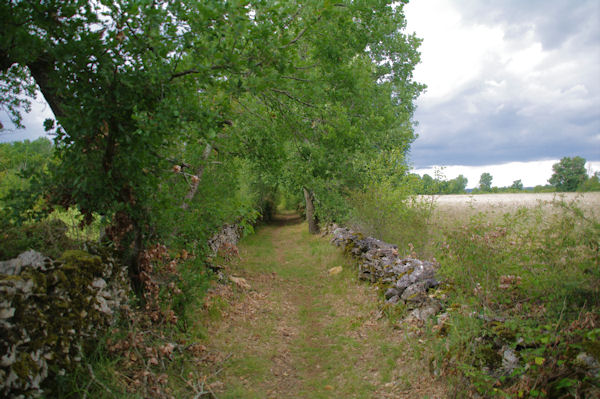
[459,0,599,51]
[409,0,600,168]
[410,78,600,168]
[0,96,54,143]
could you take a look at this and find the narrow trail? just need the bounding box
[199,214,446,398]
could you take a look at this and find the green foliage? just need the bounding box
[510,179,523,190]
[533,184,556,193]
[347,150,435,255]
[549,156,588,192]
[0,138,54,223]
[2,0,423,254]
[411,171,468,195]
[0,219,76,260]
[348,182,433,256]
[433,197,600,397]
[478,172,493,192]
[578,172,600,192]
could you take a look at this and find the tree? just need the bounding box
[479,172,493,192]
[446,174,468,194]
[577,171,600,192]
[1,0,424,280]
[510,179,523,190]
[548,156,588,192]
[0,1,329,285]
[235,1,424,233]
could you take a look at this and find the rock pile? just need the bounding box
[207,224,242,255]
[330,227,443,321]
[0,249,128,398]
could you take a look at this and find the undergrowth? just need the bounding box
[51,245,217,399]
[414,197,598,397]
[349,189,599,397]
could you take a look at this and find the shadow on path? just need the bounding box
[269,213,304,226]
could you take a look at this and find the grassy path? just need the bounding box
[198,214,446,398]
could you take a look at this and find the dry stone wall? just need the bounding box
[0,249,128,398]
[207,224,242,255]
[330,227,444,321]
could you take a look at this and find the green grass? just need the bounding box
[416,197,600,398]
[201,217,445,398]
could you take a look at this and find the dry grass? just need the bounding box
[431,192,599,219]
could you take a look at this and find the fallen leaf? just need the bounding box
[328,266,343,275]
[230,276,251,290]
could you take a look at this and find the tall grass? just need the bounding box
[347,180,436,257]
[349,189,600,397]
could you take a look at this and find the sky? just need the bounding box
[404,0,600,187]
[1,1,599,188]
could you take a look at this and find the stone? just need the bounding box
[410,300,442,321]
[1,249,128,398]
[575,352,600,377]
[208,224,243,255]
[385,287,401,299]
[329,226,443,320]
[401,279,439,303]
[0,250,49,275]
[501,347,519,376]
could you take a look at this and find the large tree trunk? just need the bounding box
[303,187,320,234]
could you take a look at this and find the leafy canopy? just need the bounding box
[549,156,588,192]
[1,0,423,259]
[479,172,493,192]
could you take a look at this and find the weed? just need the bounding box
[426,196,600,397]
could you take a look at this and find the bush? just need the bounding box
[0,219,76,260]
[431,198,600,397]
[347,180,435,257]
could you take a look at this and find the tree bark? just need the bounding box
[303,187,320,234]
[181,143,212,210]
[27,55,66,119]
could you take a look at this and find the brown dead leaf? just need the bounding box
[230,276,251,290]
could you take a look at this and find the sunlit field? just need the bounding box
[405,192,600,397]
[427,192,600,224]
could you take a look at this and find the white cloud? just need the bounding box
[404,0,600,169]
[0,93,54,143]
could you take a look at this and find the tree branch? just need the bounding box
[270,88,315,108]
[281,75,311,82]
[27,54,66,119]
[170,64,230,81]
[181,142,213,210]
[280,15,321,49]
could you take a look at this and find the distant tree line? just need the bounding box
[412,156,599,195]
[408,172,469,195]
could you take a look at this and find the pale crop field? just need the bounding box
[423,192,600,225]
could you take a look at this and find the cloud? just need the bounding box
[404,0,600,169]
[0,93,54,143]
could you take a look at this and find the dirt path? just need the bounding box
[199,214,446,398]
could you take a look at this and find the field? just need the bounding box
[406,192,600,398]
[433,192,600,212]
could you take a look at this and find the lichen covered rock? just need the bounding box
[331,227,443,320]
[0,249,128,398]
